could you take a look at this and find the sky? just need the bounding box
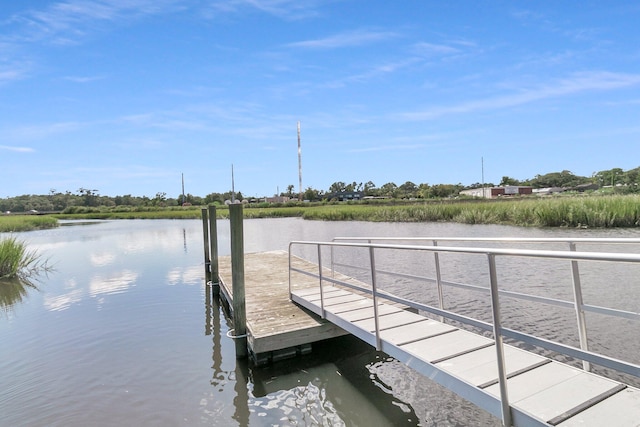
[1,1,640,199]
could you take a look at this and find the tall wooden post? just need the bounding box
[208,205,220,296]
[201,208,211,283]
[229,204,248,359]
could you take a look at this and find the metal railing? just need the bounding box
[331,236,640,372]
[288,238,640,427]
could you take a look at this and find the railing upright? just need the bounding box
[487,253,512,427]
[318,245,326,319]
[569,242,590,371]
[433,240,445,322]
[369,246,382,351]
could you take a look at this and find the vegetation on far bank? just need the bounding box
[39,193,640,228]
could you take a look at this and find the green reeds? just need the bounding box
[0,237,49,280]
[0,215,58,232]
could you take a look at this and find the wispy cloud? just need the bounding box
[398,71,640,121]
[411,42,461,56]
[1,121,86,142]
[63,75,106,83]
[0,145,35,153]
[286,29,398,49]
[208,0,323,20]
[7,0,185,45]
[322,58,420,88]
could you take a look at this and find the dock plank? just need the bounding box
[217,251,348,356]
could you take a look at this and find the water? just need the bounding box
[1,218,639,426]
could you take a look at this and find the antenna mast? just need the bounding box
[297,121,302,200]
[181,172,185,205]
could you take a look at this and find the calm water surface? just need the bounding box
[1,218,639,426]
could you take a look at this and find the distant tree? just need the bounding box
[363,181,376,196]
[430,184,462,198]
[153,192,167,206]
[329,181,347,193]
[398,181,418,198]
[530,170,589,188]
[77,188,99,207]
[303,187,321,201]
[499,176,521,186]
[379,182,398,198]
[417,183,431,199]
[286,184,295,197]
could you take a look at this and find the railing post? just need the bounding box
[369,246,382,351]
[229,204,247,359]
[487,254,512,427]
[201,208,211,283]
[569,242,590,371]
[208,205,219,296]
[433,240,445,322]
[318,245,326,318]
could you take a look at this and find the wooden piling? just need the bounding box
[208,205,220,295]
[201,208,211,283]
[229,204,248,359]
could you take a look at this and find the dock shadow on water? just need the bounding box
[205,283,421,426]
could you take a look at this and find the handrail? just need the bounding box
[288,239,640,427]
[332,236,640,245]
[331,236,640,372]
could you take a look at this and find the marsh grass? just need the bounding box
[45,194,640,228]
[0,215,58,232]
[0,237,50,280]
[296,195,640,228]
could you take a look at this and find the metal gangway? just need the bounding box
[287,237,640,426]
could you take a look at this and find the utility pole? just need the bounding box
[481,157,485,198]
[231,164,236,203]
[297,121,302,201]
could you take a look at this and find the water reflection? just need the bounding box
[89,270,138,297]
[89,251,116,267]
[0,277,38,313]
[167,265,202,286]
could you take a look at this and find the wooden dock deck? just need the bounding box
[217,250,347,363]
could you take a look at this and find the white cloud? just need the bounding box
[0,145,35,153]
[286,29,398,49]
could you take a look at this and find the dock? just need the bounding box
[202,207,640,426]
[217,250,347,363]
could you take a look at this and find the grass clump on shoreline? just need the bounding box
[0,215,58,232]
[0,237,50,280]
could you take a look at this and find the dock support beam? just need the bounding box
[208,205,220,296]
[201,208,211,283]
[230,204,248,359]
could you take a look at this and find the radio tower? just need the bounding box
[297,121,302,201]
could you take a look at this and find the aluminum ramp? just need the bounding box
[291,285,640,427]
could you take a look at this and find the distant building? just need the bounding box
[460,186,533,199]
[325,191,364,201]
[264,196,290,204]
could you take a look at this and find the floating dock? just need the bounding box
[217,250,348,363]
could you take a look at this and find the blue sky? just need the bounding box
[1,1,640,199]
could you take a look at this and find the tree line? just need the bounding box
[1,167,638,213]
